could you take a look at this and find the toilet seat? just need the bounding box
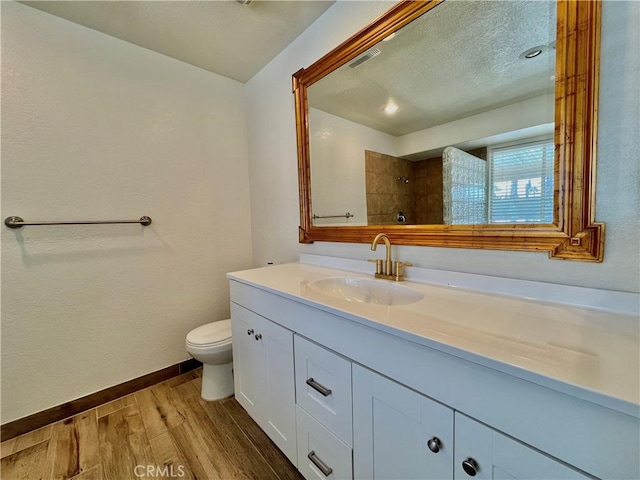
[186,319,232,348]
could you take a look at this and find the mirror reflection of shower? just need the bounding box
[365,148,483,225]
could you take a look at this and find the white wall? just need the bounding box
[1,2,253,423]
[396,94,554,158]
[246,0,640,293]
[310,108,397,226]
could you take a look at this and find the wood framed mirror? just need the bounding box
[293,0,604,261]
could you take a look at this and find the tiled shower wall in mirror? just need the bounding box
[365,148,486,225]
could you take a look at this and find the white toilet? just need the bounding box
[185,319,233,401]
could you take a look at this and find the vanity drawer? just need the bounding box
[295,335,353,446]
[296,405,353,480]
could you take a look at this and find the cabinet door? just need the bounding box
[230,303,260,417]
[230,303,297,464]
[257,313,297,463]
[353,365,454,480]
[454,414,590,480]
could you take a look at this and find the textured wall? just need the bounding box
[1,3,253,423]
[246,1,639,292]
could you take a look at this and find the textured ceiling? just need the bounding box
[20,0,335,83]
[308,0,557,136]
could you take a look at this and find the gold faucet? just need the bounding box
[369,233,412,281]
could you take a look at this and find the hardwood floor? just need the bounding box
[1,369,303,480]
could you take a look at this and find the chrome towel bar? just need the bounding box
[4,216,152,228]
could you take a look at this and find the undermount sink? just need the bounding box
[306,276,424,306]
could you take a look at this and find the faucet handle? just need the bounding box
[393,261,413,281]
[368,259,383,275]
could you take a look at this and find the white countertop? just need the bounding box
[227,260,640,417]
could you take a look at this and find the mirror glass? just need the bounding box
[307,0,557,226]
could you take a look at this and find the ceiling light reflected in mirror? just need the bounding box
[383,103,399,115]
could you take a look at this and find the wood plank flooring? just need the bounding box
[1,369,303,480]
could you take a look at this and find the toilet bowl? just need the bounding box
[186,319,233,401]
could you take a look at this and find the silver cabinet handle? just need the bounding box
[247,328,254,335]
[306,377,332,397]
[254,333,262,341]
[427,436,441,453]
[462,457,479,476]
[307,450,333,477]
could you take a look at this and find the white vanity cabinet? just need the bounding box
[228,265,640,480]
[229,302,297,463]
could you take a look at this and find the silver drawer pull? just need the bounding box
[306,377,332,397]
[307,450,333,477]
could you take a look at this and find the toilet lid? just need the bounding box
[186,319,232,347]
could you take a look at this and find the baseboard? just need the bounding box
[1,358,202,441]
